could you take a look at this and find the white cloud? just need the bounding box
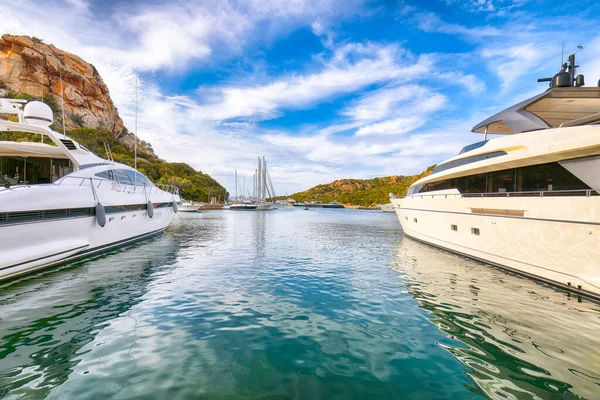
[413,12,502,38]
[193,42,430,122]
[355,116,426,136]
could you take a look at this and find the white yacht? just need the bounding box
[178,201,201,212]
[0,99,181,282]
[391,50,600,300]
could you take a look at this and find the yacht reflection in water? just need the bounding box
[390,238,600,400]
[0,234,180,399]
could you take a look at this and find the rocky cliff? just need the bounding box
[0,34,124,134]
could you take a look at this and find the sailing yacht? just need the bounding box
[0,99,181,281]
[391,50,600,299]
[252,157,278,210]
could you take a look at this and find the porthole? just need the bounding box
[405,216,408,220]
[451,224,458,231]
[121,216,126,220]
[413,218,417,223]
[471,227,480,236]
[109,217,114,223]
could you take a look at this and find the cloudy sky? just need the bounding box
[2,0,600,195]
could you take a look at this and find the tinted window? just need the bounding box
[135,171,152,186]
[433,151,507,174]
[116,169,132,185]
[517,163,587,191]
[457,173,487,193]
[95,170,116,181]
[488,169,515,193]
[419,179,456,193]
[410,162,590,195]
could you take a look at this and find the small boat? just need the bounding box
[293,202,305,207]
[178,201,200,212]
[229,203,258,211]
[322,201,345,209]
[303,206,309,210]
[378,203,394,212]
[303,201,323,208]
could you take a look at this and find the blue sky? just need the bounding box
[2,0,600,195]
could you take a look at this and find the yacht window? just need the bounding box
[458,140,488,155]
[416,161,591,196]
[517,163,588,191]
[433,151,507,174]
[457,173,487,193]
[95,170,116,181]
[488,169,515,193]
[471,228,480,235]
[116,169,133,185]
[451,224,458,231]
[135,171,153,186]
[419,179,456,193]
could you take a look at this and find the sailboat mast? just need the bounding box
[235,169,238,201]
[257,157,262,202]
[262,157,267,201]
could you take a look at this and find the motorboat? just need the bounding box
[322,201,345,208]
[378,203,394,212]
[0,99,181,282]
[229,203,258,211]
[390,49,600,299]
[178,201,200,212]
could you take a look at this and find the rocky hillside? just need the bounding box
[0,34,227,202]
[290,167,434,207]
[0,34,123,133]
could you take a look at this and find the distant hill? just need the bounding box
[0,34,227,202]
[289,167,435,207]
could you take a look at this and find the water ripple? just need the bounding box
[0,209,598,399]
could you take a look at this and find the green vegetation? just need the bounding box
[0,91,227,202]
[288,167,435,207]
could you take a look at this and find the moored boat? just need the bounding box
[322,201,345,208]
[390,50,600,299]
[178,201,200,212]
[0,99,181,282]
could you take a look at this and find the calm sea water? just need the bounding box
[1,208,599,399]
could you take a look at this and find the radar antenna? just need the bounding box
[538,45,585,88]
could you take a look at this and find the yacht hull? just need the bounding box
[0,208,175,282]
[391,194,600,300]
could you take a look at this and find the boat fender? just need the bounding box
[147,201,154,218]
[172,202,178,213]
[96,203,106,227]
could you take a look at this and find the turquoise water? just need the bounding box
[1,208,599,399]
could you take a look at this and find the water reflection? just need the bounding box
[391,238,600,400]
[0,235,180,399]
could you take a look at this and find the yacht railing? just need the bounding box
[54,176,180,196]
[410,188,600,199]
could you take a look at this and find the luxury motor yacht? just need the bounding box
[0,99,181,282]
[390,50,600,299]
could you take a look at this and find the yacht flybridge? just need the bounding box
[391,49,600,300]
[0,99,181,282]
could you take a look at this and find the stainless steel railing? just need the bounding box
[408,188,600,199]
[55,176,179,196]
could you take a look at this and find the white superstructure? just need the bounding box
[391,50,600,300]
[0,99,180,282]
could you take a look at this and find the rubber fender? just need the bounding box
[147,201,154,218]
[173,202,179,213]
[96,203,106,227]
